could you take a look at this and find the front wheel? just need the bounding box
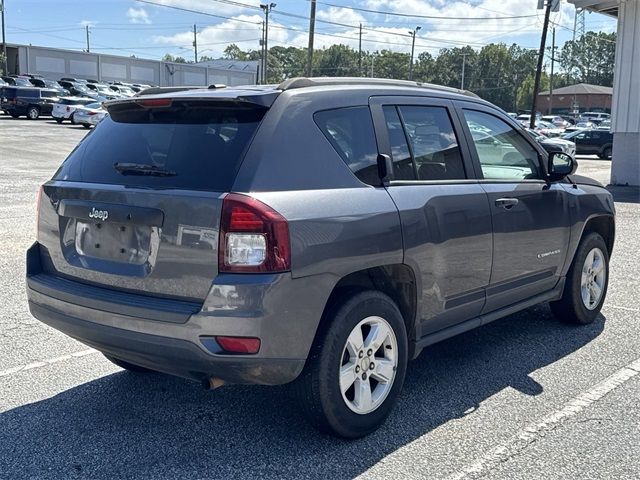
[26,107,40,120]
[551,232,609,325]
[600,146,612,160]
[294,290,408,438]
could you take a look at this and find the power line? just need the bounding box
[309,0,540,20]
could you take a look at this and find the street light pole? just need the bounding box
[306,0,315,77]
[260,3,276,84]
[1,0,7,75]
[408,25,421,81]
[461,53,468,90]
[530,0,553,129]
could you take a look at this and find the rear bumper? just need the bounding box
[26,242,333,385]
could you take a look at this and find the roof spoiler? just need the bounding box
[135,84,226,97]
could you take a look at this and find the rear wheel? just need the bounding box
[10,113,20,119]
[55,118,63,124]
[82,124,91,129]
[600,146,612,160]
[26,106,40,120]
[551,232,609,325]
[104,354,155,373]
[294,290,408,438]
[70,113,77,124]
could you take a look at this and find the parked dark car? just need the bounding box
[27,78,615,438]
[58,80,98,99]
[1,86,60,119]
[563,129,614,159]
[29,77,69,96]
[2,75,33,87]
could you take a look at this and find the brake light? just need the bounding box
[216,336,261,354]
[88,112,97,116]
[219,193,290,273]
[137,98,172,108]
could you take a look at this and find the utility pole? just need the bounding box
[408,25,421,81]
[1,0,7,75]
[370,56,374,78]
[549,27,556,114]
[85,24,90,53]
[260,21,265,83]
[306,0,316,77]
[193,24,198,63]
[260,3,275,84]
[358,23,362,77]
[461,53,468,90]
[530,0,553,129]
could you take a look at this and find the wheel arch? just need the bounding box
[313,264,419,359]
[582,214,615,256]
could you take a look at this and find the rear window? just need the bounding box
[54,101,266,192]
[314,106,379,185]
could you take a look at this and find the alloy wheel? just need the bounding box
[581,247,606,310]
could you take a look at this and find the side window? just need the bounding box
[382,106,415,180]
[314,106,380,186]
[398,106,466,181]
[463,110,542,181]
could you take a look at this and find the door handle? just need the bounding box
[495,198,519,209]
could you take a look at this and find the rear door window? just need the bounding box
[314,106,379,186]
[54,101,266,192]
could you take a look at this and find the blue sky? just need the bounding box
[4,0,617,61]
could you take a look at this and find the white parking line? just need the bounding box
[447,356,640,480]
[0,349,98,378]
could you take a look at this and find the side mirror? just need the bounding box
[377,153,394,184]
[548,152,577,181]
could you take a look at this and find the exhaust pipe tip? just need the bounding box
[203,377,226,390]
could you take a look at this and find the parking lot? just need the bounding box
[1,117,639,479]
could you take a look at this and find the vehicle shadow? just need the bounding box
[0,304,605,479]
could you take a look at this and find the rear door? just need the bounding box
[456,102,571,312]
[38,97,268,302]
[370,96,492,336]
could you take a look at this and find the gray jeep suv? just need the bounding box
[27,78,615,438]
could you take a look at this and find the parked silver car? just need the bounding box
[72,102,108,128]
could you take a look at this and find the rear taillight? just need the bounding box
[219,193,290,273]
[88,112,97,116]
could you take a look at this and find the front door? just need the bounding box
[458,105,571,313]
[371,97,493,336]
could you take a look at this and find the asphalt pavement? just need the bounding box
[1,117,639,479]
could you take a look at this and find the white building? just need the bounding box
[4,43,258,87]
[570,0,640,186]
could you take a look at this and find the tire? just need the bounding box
[551,232,609,325]
[600,146,612,160]
[82,124,91,129]
[70,113,77,125]
[10,113,20,119]
[294,290,408,438]
[103,354,155,373]
[55,118,63,124]
[26,106,40,120]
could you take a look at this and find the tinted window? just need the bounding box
[314,106,379,185]
[382,106,415,180]
[398,106,465,181]
[22,89,39,98]
[41,91,58,98]
[54,101,266,192]
[464,110,542,180]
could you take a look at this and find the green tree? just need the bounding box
[223,44,248,61]
[371,50,410,80]
[473,43,515,110]
[412,51,435,83]
[517,73,550,111]
[161,53,189,63]
[432,46,476,89]
[558,31,616,86]
[315,44,359,77]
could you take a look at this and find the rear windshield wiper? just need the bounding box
[113,163,176,177]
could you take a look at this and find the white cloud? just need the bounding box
[147,0,254,17]
[153,14,286,58]
[127,7,152,24]
[80,20,96,27]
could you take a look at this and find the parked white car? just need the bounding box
[73,102,108,128]
[52,97,95,123]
